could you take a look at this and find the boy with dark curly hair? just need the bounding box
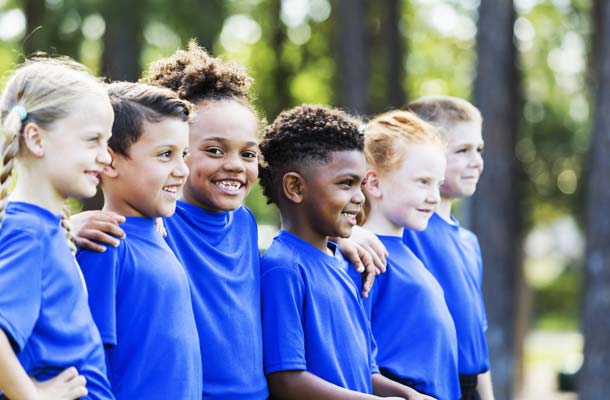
[258,104,434,400]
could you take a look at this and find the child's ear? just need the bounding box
[282,172,305,204]
[21,122,45,157]
[101,148,118,178]
[363,169,382,199]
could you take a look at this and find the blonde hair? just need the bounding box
[404,95,482,137]
[358,110,444,224]
[0,57,105,253]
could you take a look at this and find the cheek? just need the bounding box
[246,163,259,182]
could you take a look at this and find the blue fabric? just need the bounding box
[403,212,490,374]
[0,202,113,400]
[261,230,378,394]
[353,235,460,400]
[164,201,268,400]
[77,216,201,400]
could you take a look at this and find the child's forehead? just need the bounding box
[136,117,190,147]
[190,100,259,142]
[445,120,483,144]
[303,149,365,176]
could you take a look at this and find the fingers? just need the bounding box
[55,366,79,382]
[363,236,388,274]
[361,267,375,298]
[67,374,87,399]
[72,211,126,251]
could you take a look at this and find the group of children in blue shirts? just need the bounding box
[0,41,492,400]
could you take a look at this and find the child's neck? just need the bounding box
[436,198,453,223]
[10,167,65,214]
[362,211,403,237]
[282,220,334,257]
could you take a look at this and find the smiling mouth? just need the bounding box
[215,180,243,192]
[162,185,181,194]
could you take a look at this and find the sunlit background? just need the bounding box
[1,0,603,398]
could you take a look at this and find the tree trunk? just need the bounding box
[23,0,47,55]
[580,0,610,398]
[268,0,292,119]
[383,0,405,108]
[471,1,522,399]
[100,0,143,81]
[336,0,368,115]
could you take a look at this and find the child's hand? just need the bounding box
[349,225,388,274]
[71,211,126,252]
[32,367,88,400]
[335,237,377,297]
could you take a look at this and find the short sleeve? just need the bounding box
[261,266,306,374]
[0,229,43,352]
[76,247,120,346]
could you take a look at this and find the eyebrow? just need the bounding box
[202,136,258,147]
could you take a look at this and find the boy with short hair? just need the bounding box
[76,82,202,399]
[258,104,433,400]
[403,95,494,400]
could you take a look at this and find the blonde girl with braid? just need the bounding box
[0,58,115,400]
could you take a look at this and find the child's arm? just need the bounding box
[335,226,388,297]
[476,371,495,400]
[0,330,87,400]
[268,370,405,400]
[71,210,126,252]
[371,374,436,400]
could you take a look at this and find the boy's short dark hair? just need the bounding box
[107,81,193,157]
[404,95,482,136]
[259,104,364,205]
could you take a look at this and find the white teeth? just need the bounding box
[216,181,242,191]
[163,186,178,194]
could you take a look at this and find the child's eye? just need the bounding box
[159,150,172,159]
[242,150,258,159]
[182,150,189,159]
[205,147,224,156]
[339,179,354,187]
[477,146,484,154]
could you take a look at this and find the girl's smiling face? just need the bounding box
[181,99,259,212]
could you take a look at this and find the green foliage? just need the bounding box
[533,264,581,331]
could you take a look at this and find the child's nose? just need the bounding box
[469,152,484,169]
[174,156,190,177]
[352,187,366,205]
[427,187,441,204]
[222,153,246,172]
[98,146,112,165]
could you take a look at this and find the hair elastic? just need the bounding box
[12,105,28,121]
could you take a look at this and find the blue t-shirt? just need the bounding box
[77,216,202,400]
[354,235,460,400]
[0,202,113,400]
[403,212,490,374]
[261,230,379,393]
[164,201,268,400]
